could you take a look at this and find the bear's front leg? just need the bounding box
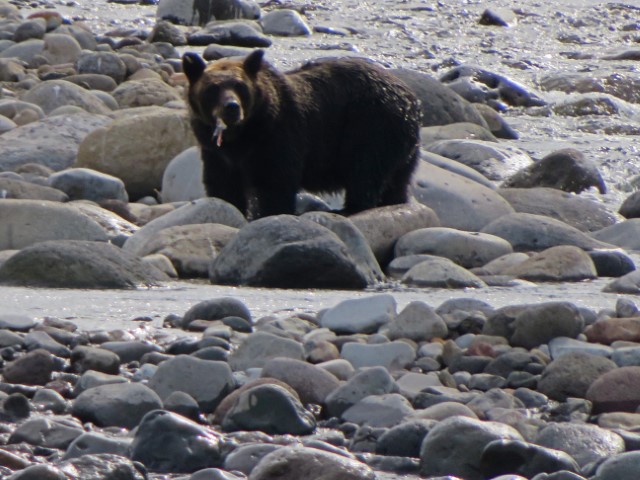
[201,147,248,215]
[254,186,297,218]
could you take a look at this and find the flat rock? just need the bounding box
[424,139,532,181]
[0,240,168,289]
[603,270,640,294]
[250,445,376,480]
[395,227,513,268]
[0,112,110,172]
[320,294,396,334]
[401,255,487,289]
[182,297,251,329]
[9,417,83,450]
[47,168,128,203]
[72,382,163,429]
[421,150,496,188]
[481,212,615,251]
[502,245,597,282]
[411,161,515,231]
[21,80,111,115]
[591,218,640,250]
[0,177,68,202]
[498,187,617,232]
[341,341,416,371]
[535,422,624,467]
[228,331,304,371]
[123,197,246,257]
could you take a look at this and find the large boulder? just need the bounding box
[209,215,373,289]
[76,107,197,200]
[20,80,112,115]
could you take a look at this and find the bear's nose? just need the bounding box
[222,101,242,123]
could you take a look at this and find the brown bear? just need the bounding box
[182,49,421,218]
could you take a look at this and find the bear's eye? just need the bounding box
[202,85,220,101]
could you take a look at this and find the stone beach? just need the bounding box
[1,0,640,478]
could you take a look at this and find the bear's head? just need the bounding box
[182,50,265,145]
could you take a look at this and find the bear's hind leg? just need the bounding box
[378,150,419,207]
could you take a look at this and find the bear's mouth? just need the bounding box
[213,118,227,147]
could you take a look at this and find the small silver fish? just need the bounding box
[213,119,227,147]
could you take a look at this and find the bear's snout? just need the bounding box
[222,101,242,124]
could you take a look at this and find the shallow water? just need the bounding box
[8,0,639,325]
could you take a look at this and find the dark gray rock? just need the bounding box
[70,346,120,375]
[157,0,261,26]
[72,382,163,429]
[56,453,146,480]
[341,393,415,428]
[480,439,580,478]
[130,410,226,473]
[592,451,640,480]
[9,417,83,450]
[63,432,131,460]
[229,331,304,371]
[224,443,282,475]
[182,297,251,329]
[0,240,168,289]
[376,419,435,457]
[188,21,271,48]
[76,51,127,83]
[98,341,160,363]
[48,168,128,203]
[419,416,523,480]
[0,177,68,202]
[401,255,487,289]
[3,349,54,386]
[221,383,316,435]
[591,218,640,251]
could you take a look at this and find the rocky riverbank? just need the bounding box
[1,0,640,478]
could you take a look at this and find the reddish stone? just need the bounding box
[586,366,640,414]
[584,317,640,345]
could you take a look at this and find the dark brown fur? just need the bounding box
[183,49,421,218]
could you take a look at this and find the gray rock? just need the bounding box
[349,202,440,265]
[9,417,83,449]
[147,355,234,412]
[481,212,614,251]
[341,393,414,427]
[483,301,584,349]
[376,419,435,457]
[111,78,182,108]
[210,215,370,289]
[130,409,226,473]
[229,331,304,371]
[190,21,271,48]
[402,256,487,289]
[538,351,617,401]
[76,51,127,83]
[221,383,316,435]
[24,330,70,357]
[0,112,110,172]
[395,227,513,268]
[539,71,640,104]
[56,454,146,480]
[260,357,340,405]
[0,177,68,202]
[325,366,398,418]
[320,294,396,334]
[421,150,496,188]
[0,240,168,289]
[73,370,127,397]
[612,346,640,367]
[341,341,416,371]
[381,301,448,342]
[260,9,311,36]
[603,269,640,294]
[160,146,206,203]
[4,464,66,480]
[99,341,160,363]
[72,382,163,429]
[124,197,246,256]
[42,32,82,65]
[0,39,44,68]
[21,80,112,115]
[14,18,46,42]
[224,443,282,475]
[47,168,128,203]
[420,122,497,145]
[411,161,515,231]
[591,218,640,250]
[535,422,625,467]
[502,245,598,282]
[548,337,613,359]
[250,445,376,480]
[0,312,37,331]
[424,139,532,181]
[63,432,131,460]
[419,416,523,480]
[502,148,607,194]
[592,451,640,480]
[499,187,616,232]
[302,211,384,284]
[619,191,640,219]
[76,107,197,200]
[390,68,488,128]
[183,297,251,329]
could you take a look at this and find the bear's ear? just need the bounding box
[243,49,265,78]
[182,52,206,84]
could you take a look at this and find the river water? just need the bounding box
[4,0,639,328]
